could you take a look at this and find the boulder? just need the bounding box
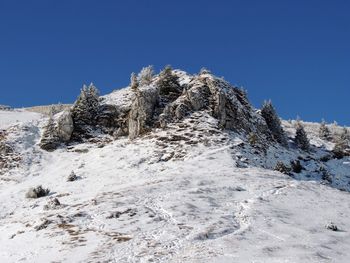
[56,110,74,142]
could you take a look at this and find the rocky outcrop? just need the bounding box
[128,85,159,139]
[96,104,118,133]
[39,69,276,148]
[101,71,272,141]
[157,73,271,140]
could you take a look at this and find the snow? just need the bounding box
[0,110,42,130]
[101,87,133,110]
[1,109,350,262]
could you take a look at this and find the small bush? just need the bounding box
[67,171,77,182]
[321,168,332,183]
[248,132,258,146]
[43,198,61,210]
[290,160,303,173]
[26,185,50,199]
[333,128,350,159]
[137,65,154,86]
[325,222,338,231]
[320,155,332,162]
[274,161,291,174]
[319,120,331,140]
[34,219,52,231]
[130,72,138,90]
[157,65,181,96]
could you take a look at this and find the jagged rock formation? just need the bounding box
[39,68,291,149]
[126,69,272,142]
[128,85,159,139]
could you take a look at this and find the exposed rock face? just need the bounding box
[96,104,119,133]
[128,85,159,139]
[91,71,272,141]
[157,73,271,140]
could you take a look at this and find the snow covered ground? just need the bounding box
[0,109,350,262]
[0,110,42,129]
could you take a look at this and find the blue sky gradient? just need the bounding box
[0,0,349,124]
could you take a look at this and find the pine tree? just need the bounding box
[294,120,310,151]
[71,83,100,136]
[39,114,60,151]
[333,127,350,158]
[156,65,181,96]
[137,65,154,86]
[261,100,288,147]
[319,119,331,140]
[340,127,349,141]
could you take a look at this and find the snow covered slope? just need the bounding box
[0,107,349,263]
[0,109,42,129]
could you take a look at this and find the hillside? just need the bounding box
[0,68,349,263]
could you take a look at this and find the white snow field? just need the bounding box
[0,109,42,129]
[0,107,350,263]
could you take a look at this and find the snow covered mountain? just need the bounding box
[1,67,350,262]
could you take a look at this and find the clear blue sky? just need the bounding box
[0,0,349,125]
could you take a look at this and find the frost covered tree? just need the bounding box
[130,72,138,90]
[199,67,211,75]
[294,120,310,151]
[71,83,100,136]
[333,127,350,158]
[319,119,331,140]
[137,65,154,86]
[156,65,181,96]
[340,127,350,141]
[39,114,60,151]
[261,100,288,147]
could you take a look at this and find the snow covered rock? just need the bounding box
[25,185,50,198]
[156,72,271,142]
[57,69,276,145]
[325,222,338,231]
[56,110,74,141]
